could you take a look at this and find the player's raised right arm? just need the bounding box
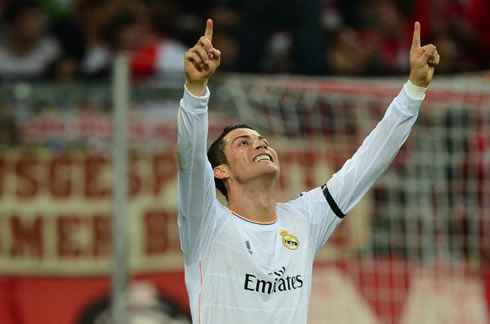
[177,19,221,265]
[184,19,221,96]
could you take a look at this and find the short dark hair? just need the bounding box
[207,123,255,200]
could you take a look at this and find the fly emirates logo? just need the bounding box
[243,267,304,294]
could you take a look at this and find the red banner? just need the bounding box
[1,260,488,324]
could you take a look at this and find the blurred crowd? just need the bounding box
[0,0,489,82]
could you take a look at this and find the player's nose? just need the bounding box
[254,139,267,150]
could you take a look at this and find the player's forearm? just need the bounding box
[326,84,423,215]
[177,84,210,165]
[177,85,216,213]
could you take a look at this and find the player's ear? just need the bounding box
[213,164,230,180]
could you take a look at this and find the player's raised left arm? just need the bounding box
[408,22,440,88]
[324,22,439,217]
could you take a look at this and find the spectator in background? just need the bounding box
[81,0,187,81]
[326,0,410,76]
[328,27,376,75]
[327,0,490,76]
[206,4,241,72]
[77,0,142,78]
[37,0,85,81]
[237,0,327,75]
[368,0,413,74]
[427,0,490,72]
[128,0,187,80]
[0,0,488,80]
[0,0,62,81]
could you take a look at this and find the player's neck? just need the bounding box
[227,183,277,222]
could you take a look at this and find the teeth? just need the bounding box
[255,154,271,162]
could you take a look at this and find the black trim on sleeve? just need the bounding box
[322,184,345,219]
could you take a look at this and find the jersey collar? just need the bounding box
[229,208,278,225]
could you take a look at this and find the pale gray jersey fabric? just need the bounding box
[177,84,423,324]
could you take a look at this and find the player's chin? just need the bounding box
[257,163,280,176]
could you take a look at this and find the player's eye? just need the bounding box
[239,140,248,146]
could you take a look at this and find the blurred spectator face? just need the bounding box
[433,35,460,73]
[329,29,374,75]
[375,1,405,38]
[9,7,46,43]
[212,33,238,71]
[104,9,151,54]
[115,23,145,52]
[0,1,61,80]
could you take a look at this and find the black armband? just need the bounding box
[322,184,345,219]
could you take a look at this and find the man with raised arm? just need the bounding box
[177,19,439,324]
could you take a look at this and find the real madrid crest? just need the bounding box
[280,230,300,250]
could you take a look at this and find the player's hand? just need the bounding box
[409,22,440,88]
[185,19,221,96]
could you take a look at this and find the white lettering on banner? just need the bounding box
[0,141,372,275]
[0,149,182,274]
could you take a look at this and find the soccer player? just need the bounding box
[177,19,439,324]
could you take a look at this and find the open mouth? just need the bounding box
[253,154,273,163]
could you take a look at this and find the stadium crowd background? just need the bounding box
[0,0,489,82]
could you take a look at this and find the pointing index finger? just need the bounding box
[204,19,213,42]
[411,21,421,49]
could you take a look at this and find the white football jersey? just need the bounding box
[177,83,423,324]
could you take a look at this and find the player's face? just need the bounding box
[222,128,280,183]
